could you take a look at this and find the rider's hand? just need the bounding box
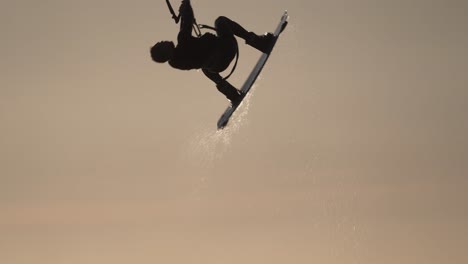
[179,0,190,13]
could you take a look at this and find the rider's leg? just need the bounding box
[215,16,275,54]
[203,69,242,103]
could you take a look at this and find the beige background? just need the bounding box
[1,0,467,263]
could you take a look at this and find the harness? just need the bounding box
[165,0,239,80]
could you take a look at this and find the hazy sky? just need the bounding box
[1,0,468,263]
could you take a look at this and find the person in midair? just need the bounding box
[150,0,276,105]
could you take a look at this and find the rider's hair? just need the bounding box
[150,41,175,63]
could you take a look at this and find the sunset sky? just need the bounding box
[1,0,467,263]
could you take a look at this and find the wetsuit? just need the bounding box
[169,0,252,100]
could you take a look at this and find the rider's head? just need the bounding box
[150,41,175,63]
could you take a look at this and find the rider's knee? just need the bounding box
[215,16,230,28]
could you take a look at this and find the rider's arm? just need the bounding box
[177,0,194,42]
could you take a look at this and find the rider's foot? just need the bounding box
[246,32,276,54]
